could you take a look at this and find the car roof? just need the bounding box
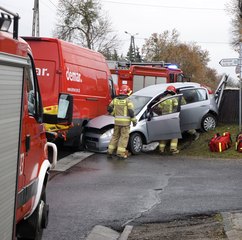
[132,82,201,98]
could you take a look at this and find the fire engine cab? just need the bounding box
[108,61,186,93]
[0,6,72,240]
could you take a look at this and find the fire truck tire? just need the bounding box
[128,132,143,155]
[17,188,49,240]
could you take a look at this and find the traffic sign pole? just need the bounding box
[240,43,242,131]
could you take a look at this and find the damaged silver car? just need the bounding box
[83,82,218,154]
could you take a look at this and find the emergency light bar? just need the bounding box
[166,64,179,69]
[0,6,19,39]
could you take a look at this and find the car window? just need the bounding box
[129,95,152,115]
[152,95,180,117]
[180,88,207,104]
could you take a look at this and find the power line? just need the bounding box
[39,0,57,12]
[123,37,230,45]
[49,0,58,9]
[102,0,225,11]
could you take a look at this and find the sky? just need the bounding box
[1,0,239,79]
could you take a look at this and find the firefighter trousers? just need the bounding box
[108,125,130,157]
[159,138,178,152]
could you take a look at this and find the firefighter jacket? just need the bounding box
[108,95,137,126]
[159,94,178,114]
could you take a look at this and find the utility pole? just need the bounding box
[125,31,138,62]
[32,0,39,37]
[239,0,242,130]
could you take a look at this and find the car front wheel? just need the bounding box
[128,132,143,155]
[201,113,217,132]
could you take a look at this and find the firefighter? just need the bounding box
[158,85,180,154]
[107,85,137,159]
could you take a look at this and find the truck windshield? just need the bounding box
[129,95,152,115]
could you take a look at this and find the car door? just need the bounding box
[146,95,182,142]
[179,87,210,131]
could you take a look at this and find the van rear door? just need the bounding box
[24,39,60,108]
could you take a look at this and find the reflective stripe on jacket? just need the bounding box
[110,97,135,126]
[159,97,178,114]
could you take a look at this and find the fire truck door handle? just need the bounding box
[86,97,98,101]
[25,135,31,152]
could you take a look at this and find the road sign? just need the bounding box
[219,58,241,67]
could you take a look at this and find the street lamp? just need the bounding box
[125,31,138,62]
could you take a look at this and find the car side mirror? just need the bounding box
[147,109,153,121]
[43,93,73,125]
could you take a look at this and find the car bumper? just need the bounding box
[84,132,111,153]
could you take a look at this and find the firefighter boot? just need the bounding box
[170,149,180,155]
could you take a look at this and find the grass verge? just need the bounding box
[179,123,242,159]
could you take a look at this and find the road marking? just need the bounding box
[52,151,94,172]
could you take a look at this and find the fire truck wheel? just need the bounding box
[17,188,48,240]
[128,132,143,155]
[201,113,217,132]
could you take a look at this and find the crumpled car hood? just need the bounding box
[86,114,114,129]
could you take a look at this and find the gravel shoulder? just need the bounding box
[127,214,228,240]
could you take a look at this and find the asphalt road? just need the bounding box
[42,151,242,240]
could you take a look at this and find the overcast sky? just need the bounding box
[1,0,239,79]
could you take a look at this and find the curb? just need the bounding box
[222,211,242,240]
[119,225,133,240]
[85,225,133,240]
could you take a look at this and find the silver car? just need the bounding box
[83,82,218,154]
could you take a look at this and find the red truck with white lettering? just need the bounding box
[23,37,116,149]
[0,7,72,240]
[109,61,185,93]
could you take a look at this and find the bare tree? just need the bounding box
[54,0,119,53]
[142,29,219,89]
[226,0,242,52]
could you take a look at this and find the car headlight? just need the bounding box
[100,128,114,139]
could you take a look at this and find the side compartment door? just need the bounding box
[0,53,24,240]
[146,95,182,141]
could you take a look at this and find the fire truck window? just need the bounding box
[169,73,175,83]
[25,67,35,115]
[177,74,183,82]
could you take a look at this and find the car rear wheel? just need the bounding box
[201,113,217,132]
[128,132,143,155]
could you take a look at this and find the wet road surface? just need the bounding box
[43,152,242,240]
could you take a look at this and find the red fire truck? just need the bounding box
[0,7,72,239]
[109,61,186,93]
[23,37,116,149]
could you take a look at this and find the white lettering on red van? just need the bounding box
[67,87,80,93]
[36,67,50,77]
[66,68,82,83]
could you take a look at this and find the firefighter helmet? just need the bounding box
[119,85,132,95]
[166,85,177,94]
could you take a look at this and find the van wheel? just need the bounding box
[17,188,49,240]
[128,133,143,155]
[201,113,217,132]
[77,132,85,151]
[73,131,85,151]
